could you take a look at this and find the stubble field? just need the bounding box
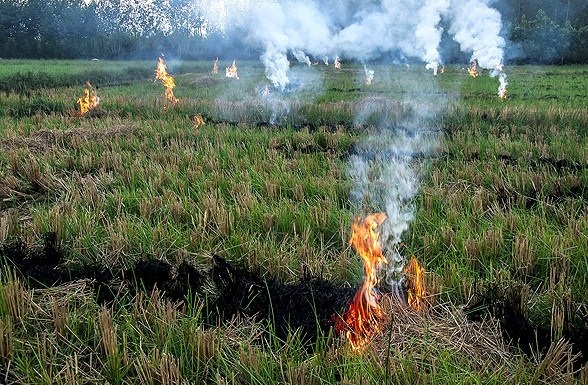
[0,59,587,384]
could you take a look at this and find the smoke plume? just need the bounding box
[195,0,506,88]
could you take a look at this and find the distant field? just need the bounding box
[0,60,587,384]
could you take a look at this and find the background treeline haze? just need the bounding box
[0,0,587,63]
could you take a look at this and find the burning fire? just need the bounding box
[497,67,508,100]
[336,213,387,351]
[498,80,508,99]
[441,65,445,74]
[77,81,99,116]
[155,57,178,104]
[193,113,205,128]
[364,67,374,85]
[226,60,239,79]
[404,257,426,311]
[334,56,341,69]
[468,59,479,78]
[212,57,218,74]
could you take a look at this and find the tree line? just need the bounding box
[1,0,587,64]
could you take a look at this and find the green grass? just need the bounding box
[1,60,587,384]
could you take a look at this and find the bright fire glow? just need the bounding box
[468,59,479,78]
[498,82,508,99]
[193,113,205,128]
[212,57,218,74]
[226,60,239,79]
[404,257,426,311]
[336,213,387,351]
[77,81,99,115]
[334,56,341,69]
[155,57,178,103]
[365,68,374,85]
[441,65,445,74]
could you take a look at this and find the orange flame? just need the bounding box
[336,213,387,351]
[212,57,218,74]
[155,57,178,104]
[440,65,445,74]
[404,257,426,311]
[499,84,507,99]
[226,60,239,79]
[193,113,205,128]
[77,81,99,116]
[468,59,479,78]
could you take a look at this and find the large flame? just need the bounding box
[468,59,479,78]
[404,257,426,311]
[155,57,178,104]
[336,213,387,351]
[77,81,99,116]
[226,60,239,79]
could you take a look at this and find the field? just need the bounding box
[0,59,587,384]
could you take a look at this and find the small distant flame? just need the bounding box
[498,79,508,99]
[364,66,374,85]
[226,60,239,79]
[77,81,99,116]
[262,85,270,96]
[404,257,426,311]
[193,114,205,128]
[334,56,341,69]
[212,57,218,74]
[468,59,479,78]
[441,65,445,74]
[497,67,508,100]
[155,57,178,104]
[336,213,387,351]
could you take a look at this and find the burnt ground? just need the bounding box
[1,233,587,362]
[465,284,588,367]
[0,233,355,345]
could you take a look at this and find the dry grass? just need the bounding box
[374,296,514,372]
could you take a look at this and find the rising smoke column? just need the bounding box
[348,96,443,293]
[416,0,451,75]
[448,0,507,94]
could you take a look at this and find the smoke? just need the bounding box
[293,50,311,66]
[416,0,451,73]
[193,0,506,285]
[447,0,505,69]
[348,92,444,292]
[194,0,506,88]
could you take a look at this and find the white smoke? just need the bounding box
[348,93,444,292]
[363,64,374,85]
[415,0,450,73]
[293,49,311,66]
[448,0,505,69]
[194,0,507,286]
[194,0,507,91]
